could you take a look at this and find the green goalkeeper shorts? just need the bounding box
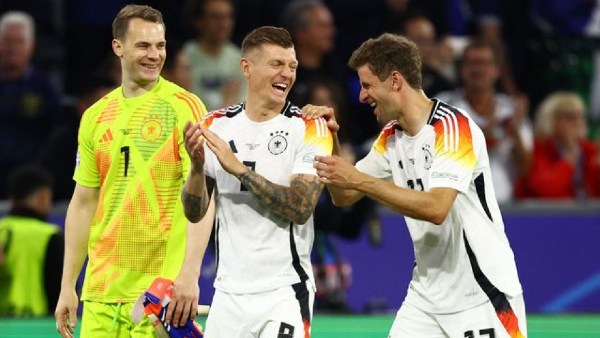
[81,301,155,338]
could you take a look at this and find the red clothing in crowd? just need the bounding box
[520,139,600,199]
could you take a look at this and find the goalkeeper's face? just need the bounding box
[114,18,166,87]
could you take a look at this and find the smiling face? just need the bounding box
[113,18,166,88]
[242,43,297,107]
[357,65,397,125]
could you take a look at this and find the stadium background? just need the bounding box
[1,202,598,337]
[1,0,600,336]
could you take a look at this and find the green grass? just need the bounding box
[0,314,599,337]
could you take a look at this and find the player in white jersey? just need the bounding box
[180,26,333,338]
[311,33,527,338]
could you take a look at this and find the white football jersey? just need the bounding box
[202,102,332,294]
[356,99,523,314]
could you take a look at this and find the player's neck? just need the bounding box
[121,77,158,98]
[397,90,434,137]
[244,96,285,122]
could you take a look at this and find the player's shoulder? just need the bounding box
[378,120,401,138]
[281,102,329,132]
[201,102,244,127]
[156,78,200,103]
[428,98,472,128]
[157,78,207,120]
[81,86,120,122]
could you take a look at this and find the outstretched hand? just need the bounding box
[202,128,248,177]
[183,121,206,172]
[301,104,339,133]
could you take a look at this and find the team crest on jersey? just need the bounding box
[141,120,162,141]
[268,130,288,155]
[422,145,432,170]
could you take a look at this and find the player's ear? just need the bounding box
[112,39,123,58]
[240,58,251,78]
[390,71,404,91]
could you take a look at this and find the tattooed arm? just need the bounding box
[181,121,215,222]
[201,126,323,224]
[239,171,323,224]
[181,175,215,223]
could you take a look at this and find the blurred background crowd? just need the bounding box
[1,0,599,316]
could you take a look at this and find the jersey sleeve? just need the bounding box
[200,112,218,179]
[355,125,393,180]
[428,111,477,192]
[73,108,100,187]
[292,117,333,175]
[174,91,209,179]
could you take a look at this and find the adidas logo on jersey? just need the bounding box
[99,128,114,143]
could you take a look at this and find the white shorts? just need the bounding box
[389,293,527,338]
[205,281,314,338]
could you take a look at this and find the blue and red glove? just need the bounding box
[143,277,204,338]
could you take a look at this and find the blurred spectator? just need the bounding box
[282,0,381,143]
[298,79,378,313]
[37,77,115,201]
[402,14,454,97]
[520,91,600,199]
[0,11,61,199]
[183,0,245,110]
[282,0,345,103]
[98,52,122,86]
[0,165,64,317]
[437,40,533,204]
[162,40,193,91]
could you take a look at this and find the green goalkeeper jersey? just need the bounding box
[74,77,206,302]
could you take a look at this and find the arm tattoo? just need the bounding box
[181,177,215,222]
[238,171,323,224]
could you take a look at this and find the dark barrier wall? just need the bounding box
[333,207,600,313]
[8,202,596,314]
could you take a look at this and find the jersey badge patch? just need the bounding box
[268,130,288,155]
[141,120,162,141]
[422,145,432,170]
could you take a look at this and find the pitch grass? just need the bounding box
[1,314,599,337]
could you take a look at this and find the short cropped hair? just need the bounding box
[0,11,35,42]
[348,33,422,89]
[112,4,164,40]
[7,165,53,201]
[241,26,293,56]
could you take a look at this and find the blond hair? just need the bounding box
[534,91,586,138]
[0,11,35,43]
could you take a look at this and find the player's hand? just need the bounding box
[301,104,339,133]
[166,272,199,328]
[313,154,363,188]
[183,121,206,172]
[201,128,248,177]
[55,289,79,338]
